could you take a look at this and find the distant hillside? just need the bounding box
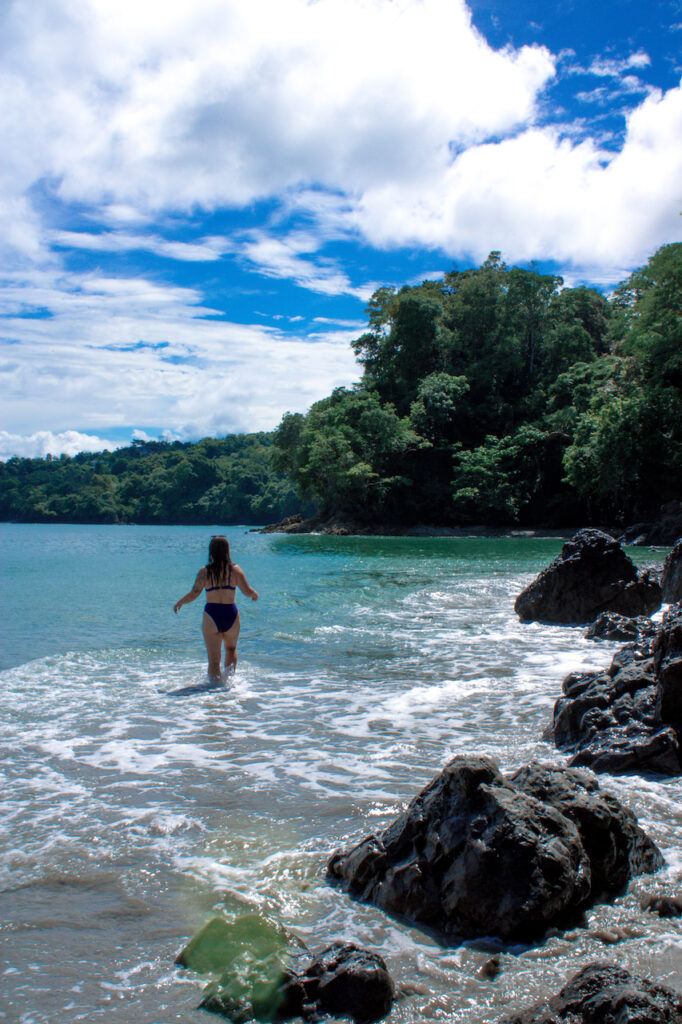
[0,433,304,525]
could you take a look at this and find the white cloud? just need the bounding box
[0,429,121,460]
[51,230,230,262]
[0,0,553,253]
[0,267,361,443]
[349,82,682,272]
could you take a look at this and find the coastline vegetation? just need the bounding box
[1,243,679,528]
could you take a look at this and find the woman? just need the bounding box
[174,535,258,679]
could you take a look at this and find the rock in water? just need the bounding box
[662,540,682,603]
[585,611,658,644]
[200,942,394,1023]
[552,605,682,775]
[655,603,682,729]
[514,529,662,625]
[497,963,682,1023]
[277,944,394,1023]
[327,756,661,944]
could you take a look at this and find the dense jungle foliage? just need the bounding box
[2,243,679,528]
[0,434,303,524]
[273,243,682,527]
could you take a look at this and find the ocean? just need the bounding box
[1,523,680,1023]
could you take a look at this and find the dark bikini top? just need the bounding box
[205,565,236,592]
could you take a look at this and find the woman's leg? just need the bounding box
[223,615,241,674]
[202,612,224,680]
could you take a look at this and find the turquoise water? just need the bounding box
[1,524,680,1023]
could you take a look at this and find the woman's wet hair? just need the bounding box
[207,535,231,584]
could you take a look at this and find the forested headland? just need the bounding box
[273,243,681,530]
[1,242,680,529]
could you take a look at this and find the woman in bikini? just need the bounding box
[173,535,258,679]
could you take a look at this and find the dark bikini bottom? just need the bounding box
[204,603,239,633]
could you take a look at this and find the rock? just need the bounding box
[552,627,682,776]
[511,764,663,898]
[479,955,501,980]
[663,541,682,603]
[655,604,682,730]
[641,894,682,918]
[647,501,682,546]
[514,529,662,625]
[278,943,394,1023]
[327,756,661,944]
[585,611,658,645]
[201,942,395,1023]
[497,963,682,1023]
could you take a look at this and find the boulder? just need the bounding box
[327,756,661,944]
[654,603,682,730]
[276,944,394,1023]
[201,943,394,1023]
[647,501,682,546]
[585,611,658,645]
[514,529,661,625]
[662,541,682,603]
[497,963,682,1024]
[551,642,682,775]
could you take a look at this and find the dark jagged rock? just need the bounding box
[585,611,658,645]
[327,756,661,944]
[515,529,662,625]
[497,963,682,1024]
[552,608,682,775]
[511,764,662,898]
[200,942,394,1023]
[662,541,682,603]
[641,894,682,918]
[647,501,682,547]
[276,944,394,1023]
[655,603,682,729]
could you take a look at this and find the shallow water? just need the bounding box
[1,524,680,1023]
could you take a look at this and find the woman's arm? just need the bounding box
[234,565,259,601]
[173,569,205,613]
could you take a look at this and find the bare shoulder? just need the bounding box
[194,565,207,586]
[231,563,244,576]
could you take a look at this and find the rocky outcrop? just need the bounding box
[641,894,682,918]
[514,529,662,625]
[662,540,682,603]
[327,756,661,944]
[553,605,682,775]
[585,611,658,644]
[497,963,682,1024]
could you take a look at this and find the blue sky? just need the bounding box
[1,0,681,458]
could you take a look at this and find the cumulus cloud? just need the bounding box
[0,0,553,252]
[0,429,121,460]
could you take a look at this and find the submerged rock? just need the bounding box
[497,963,682,1023]
[514,529,661,625]
[641,894,682,918]
[662,540,682,603]
[552,605,682,775]
[327,755,661,944]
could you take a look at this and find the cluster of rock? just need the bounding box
[328,755,662,943]
[178,527,682,1023]
[553,604,682,774]
[497,963,682,1024]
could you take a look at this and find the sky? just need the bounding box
[1,0,681,459]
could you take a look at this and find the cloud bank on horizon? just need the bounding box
[1,0,681,458]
